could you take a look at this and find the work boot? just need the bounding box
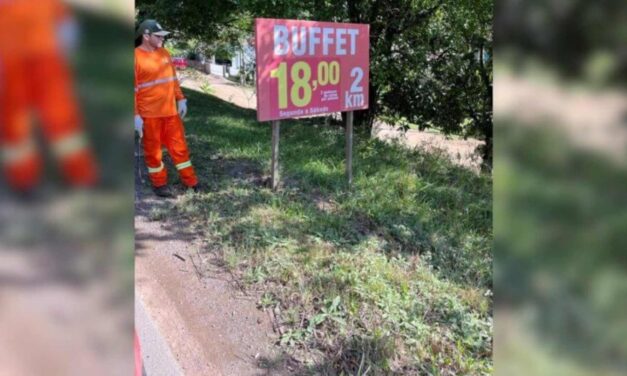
[10,186,43,204]
[188,183,202,193]
[153,185,174,198]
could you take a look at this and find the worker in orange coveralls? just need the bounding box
[0,0,98,194]
[135,19,199,197]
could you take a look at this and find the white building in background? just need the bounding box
[207,38,255,81]
[229,41,255,78]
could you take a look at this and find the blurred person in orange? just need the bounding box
[0,0,99,194]
[135,19,199,198]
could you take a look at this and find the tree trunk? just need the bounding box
[476,41,493,172]
[480,119,493,172]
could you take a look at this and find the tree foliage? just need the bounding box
[496,0,626,85]
[136,0,249,58]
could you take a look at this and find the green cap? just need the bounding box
[136,19,170,38]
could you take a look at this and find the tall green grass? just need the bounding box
[163,88,492,374]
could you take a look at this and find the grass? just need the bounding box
[163,87,492,374]
[200,82,215,96]
[495,121,627,375]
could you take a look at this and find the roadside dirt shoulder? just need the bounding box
[135,195,288,375]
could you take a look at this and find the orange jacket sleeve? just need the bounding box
[164,49,185,101]
[134,62,139,115]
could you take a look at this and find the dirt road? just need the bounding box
[0,193,132,376]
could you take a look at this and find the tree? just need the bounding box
[496,0,626,85]
[375,0,493,168]
[136,0,245,58]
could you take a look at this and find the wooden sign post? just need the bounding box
[345,111,354,187]
[271,120,280,190]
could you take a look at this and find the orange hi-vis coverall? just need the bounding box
[135,47,197,188]
[0,0,98,190]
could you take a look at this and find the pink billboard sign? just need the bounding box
[255,18,369,122]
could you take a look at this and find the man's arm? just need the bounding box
[134,59,143,136]
[164,49,185,101]
[134,61,140,116]
[164,49,188,118]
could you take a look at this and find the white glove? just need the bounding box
[177,99,188,119]
[134,115,143,138]
[57,17,79,56]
